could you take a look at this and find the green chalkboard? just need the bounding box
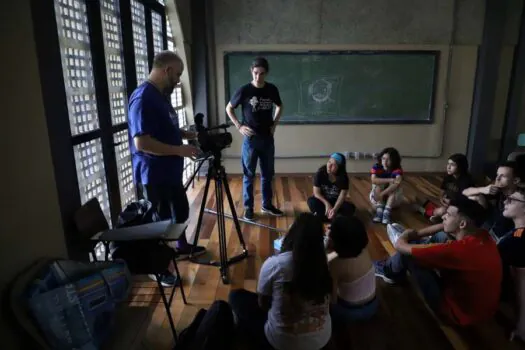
[224,51,439,124]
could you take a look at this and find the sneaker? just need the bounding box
[262,205,284,216]
[243,208,255,221]
[387,223,405,245]
[177,244,207,260]
[374,260,395,284]
[382,210,392,225]
[148,272,180,287]
[372,210,383,223]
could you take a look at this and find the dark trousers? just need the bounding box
[140,183,189,246]
[384,253,442,312]
[307,196,356,220]
[242,135,275,209]
[330,296,378,327]
[228,289,273,350]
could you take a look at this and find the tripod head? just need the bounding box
[194,113,233,159]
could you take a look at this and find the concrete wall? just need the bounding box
[206,0,521,173]
[0,0,67,345]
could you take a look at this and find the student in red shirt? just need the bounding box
[375,196,502,326]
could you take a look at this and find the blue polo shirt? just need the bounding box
[128,82,183,185]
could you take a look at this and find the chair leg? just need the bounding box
[91,249,98,262]
[156,276,178,343]
[172,257,187,304]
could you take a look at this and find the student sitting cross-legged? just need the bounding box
[414,153,474,222]
[308,153,356,221]
[370,147,404,224]
[375,196,502,326]
[327,215,377,328]
[228,213,332,350]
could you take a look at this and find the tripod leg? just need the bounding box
[215,177,230,284]
[190,167,213,255]
[222,170,247,249]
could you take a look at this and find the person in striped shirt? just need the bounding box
[369,147,404,224]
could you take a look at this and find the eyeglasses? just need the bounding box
[503,195,525,204]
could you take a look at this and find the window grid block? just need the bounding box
[110,92,127,124]
[170,85,183,109]
[167,18,175,52]
[71,93,99,134]
[113,130,136,208]
[55,0,90,43]
[55,0,100,137]
[101,0,121,50]
[151,11,163,55]
[101,0,128,126]
[107,55,125,87]
[177,104,188,128]
[131,0,148,83]
[73,139,112,225]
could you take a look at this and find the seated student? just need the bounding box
[498,186,525,298]
[462,161,522,241]
[308,153,355,221]
[229,213,332,350]
[415,153,474,222]
[374,196,502,326]
[370,147,404,224]
[327,215,377,326]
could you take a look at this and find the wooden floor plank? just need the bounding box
[128,174,525,350]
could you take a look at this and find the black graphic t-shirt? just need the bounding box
[230,82,282,136]
[313,166,349,204]
[440,174,474,199]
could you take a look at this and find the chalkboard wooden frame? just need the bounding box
[223,50,440,125]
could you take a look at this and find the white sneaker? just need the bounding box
[387,223,405,245]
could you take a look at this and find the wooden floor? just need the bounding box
[129,174,525,350]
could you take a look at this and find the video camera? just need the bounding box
[194,113,233,155]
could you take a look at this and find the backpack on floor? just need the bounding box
[174,300,235,350]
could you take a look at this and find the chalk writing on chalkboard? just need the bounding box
[299,76,342,116]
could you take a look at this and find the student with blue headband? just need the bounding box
[308,153,355,221]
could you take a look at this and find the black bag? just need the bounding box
[174,300,235,350]
[117,199,155,228]
[111,199,165,263]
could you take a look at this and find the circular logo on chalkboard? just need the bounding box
[308,78,333,103]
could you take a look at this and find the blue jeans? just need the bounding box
[242,135,275,209]
[383,232,449,312]
[330,296,378,327]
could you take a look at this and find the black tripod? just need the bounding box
[189,152,248,284]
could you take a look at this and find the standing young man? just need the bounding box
[226,57,284,220]
[128,51,206,286]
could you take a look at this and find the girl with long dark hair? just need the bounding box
[308,153,356,221]
[370,147,404,224]
[229,213,333,350]
[414,153,474,222]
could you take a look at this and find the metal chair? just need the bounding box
[73,198,187,343]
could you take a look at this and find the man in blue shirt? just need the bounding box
[226,57,284,221]
[128,51,205,286]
